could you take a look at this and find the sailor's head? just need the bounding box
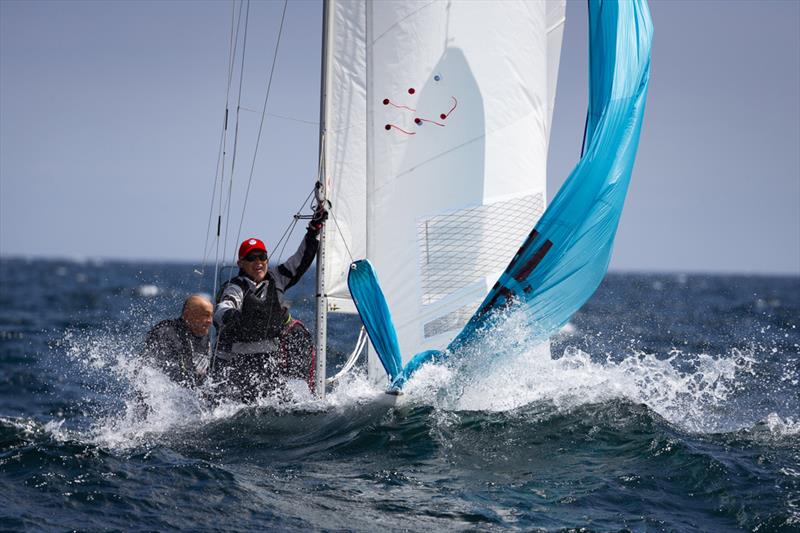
[237,237,268,283]
[181,294,213,337]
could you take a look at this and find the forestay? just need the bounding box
[323,0,566,381]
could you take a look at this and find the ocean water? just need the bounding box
[0,257,798,532]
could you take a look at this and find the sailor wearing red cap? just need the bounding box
[213,207,326,401]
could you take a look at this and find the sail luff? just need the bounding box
[314,0,335,398]
[322,0,367,314]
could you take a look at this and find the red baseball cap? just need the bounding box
[238,238,267,259]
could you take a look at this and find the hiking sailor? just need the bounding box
[213,207,326,401]
[142,294,213,388]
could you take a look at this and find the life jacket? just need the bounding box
[217,272,290,357]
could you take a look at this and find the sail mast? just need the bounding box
[314,0,333,398]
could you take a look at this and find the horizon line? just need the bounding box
[1,253,798,278]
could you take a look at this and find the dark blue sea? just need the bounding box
[1,257,798,532]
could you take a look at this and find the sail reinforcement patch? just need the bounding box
[417,193,544,305]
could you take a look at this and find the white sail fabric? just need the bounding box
[324,0,566,377]
[323,0,368,314]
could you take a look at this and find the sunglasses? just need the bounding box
[243,252,268,262]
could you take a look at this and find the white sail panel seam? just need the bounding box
[370,0,438,45]
[387,105,547,183]
[547,17,566,35]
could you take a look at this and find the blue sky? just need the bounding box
[1,0,798,274]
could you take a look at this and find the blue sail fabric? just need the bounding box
[348,259,443,390]
[348,0,653,389]
[347,259,403,383]
[448,0,653,353]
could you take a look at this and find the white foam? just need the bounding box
[761,413,800,436]
[395,307,762,433]
[551,321,577,339]
[56,298,790,448]
[136,284,160,297]
[58,327,397,451]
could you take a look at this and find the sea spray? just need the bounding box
[4,259,796,531]
[55,324,400,452]
[396,304,765,434]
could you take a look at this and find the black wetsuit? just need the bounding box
[143,318,209,388]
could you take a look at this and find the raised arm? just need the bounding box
[272,228,320,292]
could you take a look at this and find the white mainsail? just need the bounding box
[322,0,566,383]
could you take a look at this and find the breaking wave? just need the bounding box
[48,307,795,454]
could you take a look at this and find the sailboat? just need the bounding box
[205,0,652,401]
[313,0,653,397]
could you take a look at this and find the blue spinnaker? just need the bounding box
[347,260,403,383]
[449,0,653,352]
[349,0,654,388]
[347,259,441,390]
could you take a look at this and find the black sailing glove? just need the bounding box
[307,205,328,234]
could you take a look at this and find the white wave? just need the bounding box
[0,415,40,435]
[326,371,395,407]
[60,333,191,448]
[761,413,800,436]
[0,415,77,447]
[136,284,160,297]
[56,295,789,448]
[396,307,761,433]
[549,322,577,340]
[58,327,396,451]
[42,418,71,442]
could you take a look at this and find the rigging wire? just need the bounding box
[220,0,251,279]
[201,0,244,280]
[236,106,318,126]
[202,1,320,372]
[212,0,246,299]
[197,116,226,283]
[316,134,354,265]
[204,1,340,303]
[209,0,244,367]
[203,0,316,292]
[326,327,367,385]
[274,188,314,252]
[270,186,314,265]
[196,2,373,383]
[234,0,290,253]
[273,218,300,267]
[327,206,354,265]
